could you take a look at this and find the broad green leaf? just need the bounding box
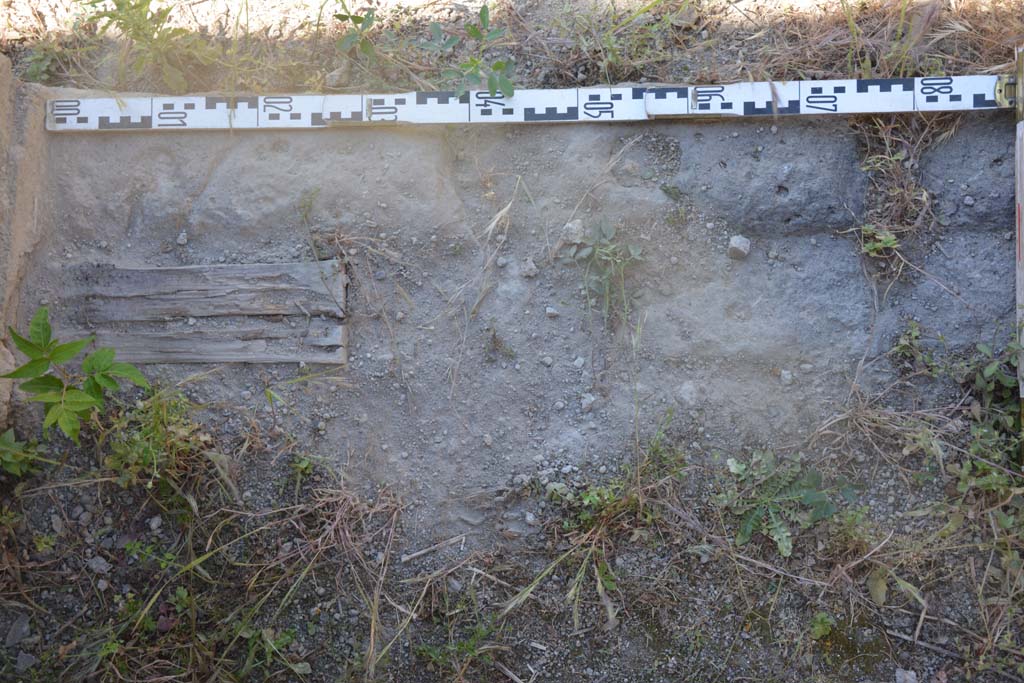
[866,567,888,605]
[94,373,120,391]
[486,28,505,41]
[498,74,515,98]
[8,328,44,359]
[359,37,375,57]
[726,457,746,475]
[57,409,81,443]
[62,389,100,412]
[29,307,52,347]
[430,22,443,41]
[479,4,489,29]
[983,361,1000,378]
[82,376,105,403]
[49,337,92,364]
[18,375,63,395]
[83,347,115,374]
[290,662,312,675]
[43,404,63,429]
[108,362,150,389]
[3,358,50,379]
[467,25,483,40]
[487,72,498,97]
[27,391,64,404]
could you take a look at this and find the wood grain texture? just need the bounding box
[68,260,347,364]
[70,260,346,322]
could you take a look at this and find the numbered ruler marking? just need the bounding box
[46,75,1006,132]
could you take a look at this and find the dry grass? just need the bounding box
[751,0,1024,80]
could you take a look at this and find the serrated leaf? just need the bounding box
[49,337,92,364]
[29,308,51,347]
[82,376,105,403]
[18,375,63,394]
[57,409,81,443]
[42,404,62,430]
[867,568,888,605]
[107,362,150,389]
[8,328,44,359]
[83,347,115,374]
[3,358,50,379]
[94,373,119,391]
[736,506,761,545]
[766,508,793,557]
[62,389,101,412]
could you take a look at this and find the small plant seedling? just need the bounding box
[441,5,515,97]
[809,611,835,640]
[85,0,216,92]
[860,224,899,257]
[565,222,643,321]
[34,534,57,553]
[718,451,838,557]
[0,428,49,477]
[4,307,149,444]
[335,1,378,60]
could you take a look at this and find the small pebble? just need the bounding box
[727,235,751,260]
[963,195,975,206]
[240,390,253,400]
[545,306,559,318]
[176,231,188,246]
[573,356,585,369]
[148,516,162,532]
[541,356,554,367]
[779,370,794,386]
[581,393,596,412]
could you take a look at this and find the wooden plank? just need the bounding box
[1017,118,1023,400]
[70,260,346,323]
[86,322,347,364]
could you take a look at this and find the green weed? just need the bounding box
[4,306,148,445]
[85,0,217,92]
[566,222,643,321]
[808,611,836,640]
[717,451,841,557]
[440,5,514,97]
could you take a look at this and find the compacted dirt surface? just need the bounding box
[1,2,1023,682]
